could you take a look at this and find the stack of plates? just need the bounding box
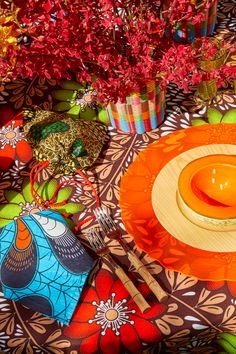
[120,123,236,280]
[152,144,236,253]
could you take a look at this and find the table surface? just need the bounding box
[0,1,236,353]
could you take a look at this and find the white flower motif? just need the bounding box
[0,121,24,149]
[0,292,10,312]
[17,201,42,218]
[1,160,26,176]
[70,89,97,111]
[160,108,191,136]
[88,292,135,336]
[32,346,47,353]
[0,331,10,351]
[15,324,24,337]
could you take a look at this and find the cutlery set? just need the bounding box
[86,207,168,313]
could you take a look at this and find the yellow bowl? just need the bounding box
[177,154,236,231]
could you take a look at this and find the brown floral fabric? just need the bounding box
[0,1,235,353]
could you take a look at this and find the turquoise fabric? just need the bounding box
[0,209,93,325]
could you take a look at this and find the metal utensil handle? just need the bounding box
[127,251,168,302]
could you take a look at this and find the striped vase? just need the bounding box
[163,0,218,43]
[107,81,165,134]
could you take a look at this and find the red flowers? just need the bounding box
[64,269,166,354]
[0,106,32,171]
[0,1,235,102]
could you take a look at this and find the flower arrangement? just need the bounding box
[161,0,216,29]
[0,0,235,105]
[0,1,22,78]
[192,37,236,100]
[161,37,236,94]
[161,0,219,42]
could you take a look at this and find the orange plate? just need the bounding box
[119,123,236,281]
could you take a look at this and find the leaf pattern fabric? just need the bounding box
[0,177,84,228]
[0,2,235,353]
[1,100,236,353]
[52,80,109,124]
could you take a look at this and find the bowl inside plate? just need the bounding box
[177,154,236,230]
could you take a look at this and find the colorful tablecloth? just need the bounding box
[0,1,236,353]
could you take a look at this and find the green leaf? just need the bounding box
[0,204,21,219]
[51,89,76,102]
[216,339,236,354]
[0,218,13,228]
[22,178,36,203]
[56,187,73,203]
[207,107,223,124]
[218,333,236,348]
[191,119,207,126]
[98,109,109,124]
[221,109,236,123]
[80,107,97,121]
[56,202,84,214]
[53,101,73,112]
[60,80,85,91]
[67,105,81,117]
[37,179,58,201]
[5,190,25,204]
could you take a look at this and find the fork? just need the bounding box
[94,207,168,302]
[86,227,151,313]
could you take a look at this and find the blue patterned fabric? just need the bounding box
[0,210,93,325]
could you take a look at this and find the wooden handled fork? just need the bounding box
[94,207,168,302]
[86,227,151,313]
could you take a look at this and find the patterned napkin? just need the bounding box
[0,209,93,325]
